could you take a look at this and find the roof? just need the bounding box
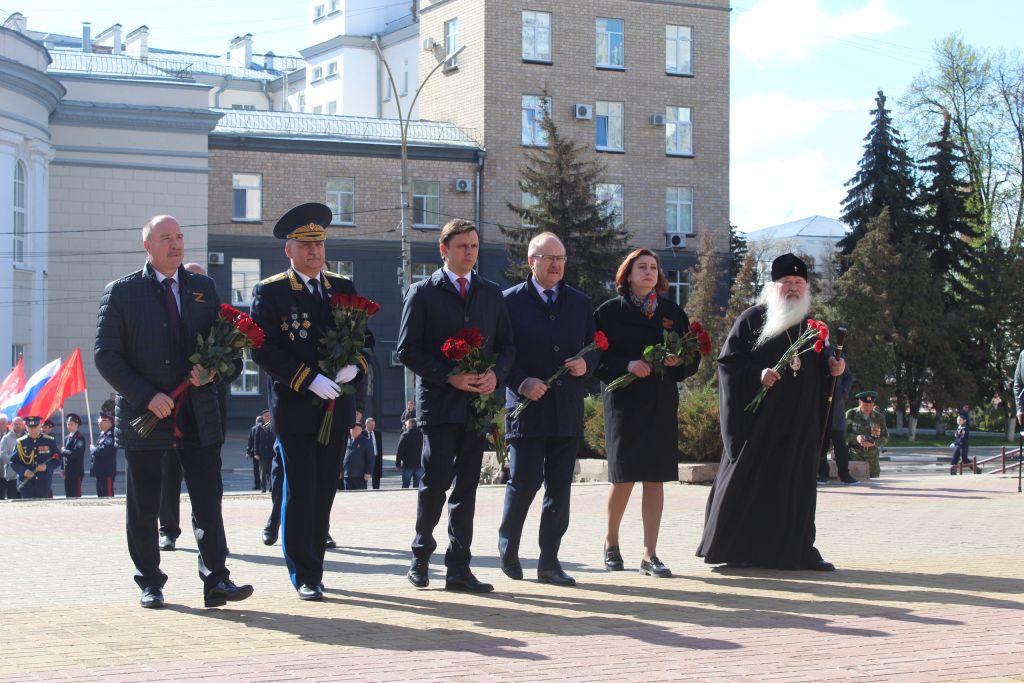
[47,50,178,80]
[745,215,848,241]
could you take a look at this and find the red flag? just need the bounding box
[0,358,26,407]
[19,348,86,419]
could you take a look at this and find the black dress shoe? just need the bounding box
[537,567,576,586]
[604,545,625,571]
[499,547,523,580]
[297,583,323,601]
[159,534,176,552]
[408,558,429,588]
[445,570,494,593]
[262,526,278,546]
[140,586,164,609]
[204,580,254,608]
[839,474,860,485]
[804,559,836,571]
[324,534,337,549]
[639,556,672,578]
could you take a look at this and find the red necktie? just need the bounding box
[456,276,468,300]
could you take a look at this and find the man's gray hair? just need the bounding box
[142,215,176,242]
[528,231,564,256]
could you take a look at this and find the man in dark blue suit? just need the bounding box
[250,203,372,602]
[499,233,596,587]
[398,218,515,593]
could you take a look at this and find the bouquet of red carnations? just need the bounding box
[316,292,380,445]
[744,318,828,413]
[508,331,610,421]
[131,304,265,438]
[604,321,712,392]
[442,327,507,464]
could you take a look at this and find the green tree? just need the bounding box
[502,98,631,305]
[728,223,748,281]
[722,250,759,336]
[684,233,725,386]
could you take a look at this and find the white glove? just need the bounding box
[309,373,341,400]
[335,364,358,384]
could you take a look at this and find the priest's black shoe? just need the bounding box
[445,570,494,593]
[604,545,625,571]
[262,525,278,546]
[408,558,429,588]
[537,567,576,586]
[297,583,323,601]
[324,534,337,549]
[804,559,835,571]
[639,556,672,578]
[159,533,176,551]
[204,580,254,608]
[499,547,523,580]
[140,586,164,609]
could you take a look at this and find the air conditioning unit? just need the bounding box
[573,103,593,120]
[650,113,667,126]
[208,252,225,265]
[453,178,473,193]
[422,36,436,51]
[665,233,685,249]
[390,350,403,368]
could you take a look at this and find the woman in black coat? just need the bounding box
[594,249,700,578]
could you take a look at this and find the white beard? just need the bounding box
[753,283,812,349]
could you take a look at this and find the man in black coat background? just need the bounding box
[398,218,515,593]
[60,413,86,498]
[365,417,384,489]
[395,418,424,488]
[94,215,253,610]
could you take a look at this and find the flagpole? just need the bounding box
[84,389,95,444]
[61,407,66,443]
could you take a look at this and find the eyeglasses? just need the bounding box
[531,254,568,263]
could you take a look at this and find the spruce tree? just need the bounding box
[684,233,725,386]
[502,98,631,305]
[728,223,748,282]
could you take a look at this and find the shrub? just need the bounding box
[581,394,606,458]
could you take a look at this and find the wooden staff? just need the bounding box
[818,327,849,462]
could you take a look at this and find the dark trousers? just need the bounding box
[258,457,273,492]
[498,436,578,569]
[124,446,229,590]
[252,457,261,489]
[1,479,20,499]
[372,454,383,489]
[344,476,368,490]
[278,432,341,588]
[266,447,283,531]
[412,424,485,572]
[951,443,971,467]
[401,467,423,489]
[159,450,183,540]
[819,429,851,479]
[64,475,83,498]
[96,475,115,497]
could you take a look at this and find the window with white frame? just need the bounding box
[665,25,692,75]
[667,270,691,306]
[232,173,261,221]
[231,258,261,306]
[444,19,459,67]
[312,105,322,114]
[522,10,551,62]
[327,260,354,278]
[232,350,260,395]
[595,101,624,151]
[520,192,539,227]
[402,58,409,96]
[596,18,624,68]
[326,177,355,224]
[521,95,550,147]
[312,65,323,81]
[666,106,693,155]
[412,181,440,227]
[666,187,694,234]
[11,344,25,368]
[596,183,624,229]
[13,160,26,265]
[329,0,340,13]
[327,101,337,114]
[411,262,434,282]
[327,61,338,77]
[314,4,325,20]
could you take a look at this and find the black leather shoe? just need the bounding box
[159,534,176,551]
[839,474,860,485]
[639,556,672,578]
[816,476,829,486]
[262,525,278,546]
[140,586,164,609]
[204,580,254,608]
[408,558,429,588]
[324,534,337,549]
[804,559,836,571]
[297,583,323,601]
[445,570,494,593]
[604,545,625,571]
[499,546,523,580]
[537,567,576,586]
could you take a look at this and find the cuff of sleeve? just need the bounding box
[290,364,314,392]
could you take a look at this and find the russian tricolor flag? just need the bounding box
[1,358,62,420]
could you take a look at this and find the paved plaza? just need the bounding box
[2,471,1023,682]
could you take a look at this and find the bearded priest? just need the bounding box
[697,253,845,571]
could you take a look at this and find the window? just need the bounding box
[412,181,440,228]
[232,173,262,221]
[667,270,691,306]
[411,262,435,282]
[326,177,355,225]
[666,187,694,234]
[327,101,337,114]
[444,19,459,67]
[11,344,25,368]
[298,93,305,112]
[327,260,354,278]
[596,18,624,68]
[383,71,392,101]
[312,105,322,114]
[329,0,340,13]
[520,192,539,228]
[401,58,409,96]
[232,350,260,395]
[327,61,338,77]
[595,101,624,151]
[666,25,692,75]
[522,11,551,62]
[314,4,325,20]
[521,95,550,147]
[312,66,323,81]
[596,183,624,229]
[666,106,693,155]
[231,258,261,306]
[230,104,256,110]
[13,160,26,265]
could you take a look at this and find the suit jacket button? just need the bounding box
[164,360,170,365]
[464,316,470,323]
[555,379,563,387]
[553,345,559,352]
[549,315,556,321]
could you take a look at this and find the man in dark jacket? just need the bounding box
[818,366,857,485]
[60,413,87,498]
[341,423,373,490]
[94,214,253,610]
[397,218,515,593]
[395,418,424,488]
[247,415,263,490]
[365,418,384,489]
[89,412,117,497]
[254,409,275,492]
[499,233,596,587]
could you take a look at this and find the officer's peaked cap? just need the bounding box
[274,203,333,242]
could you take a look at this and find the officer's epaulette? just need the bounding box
[323,271,349,280]
[260,272,289,285]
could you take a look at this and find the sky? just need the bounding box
[8,0,1024,233]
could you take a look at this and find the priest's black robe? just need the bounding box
[696,305,831,568]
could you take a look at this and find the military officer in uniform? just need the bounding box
[60,413,87,498]
[89,412,118,497]
[846,390,889,478]
[11,416,59,499]
[250,202,373,602]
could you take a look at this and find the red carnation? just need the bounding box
[698,332,713,356]
[442,338,472,361]
[594,331,610,351]
[365,300,381,316]
[689,321,704,334]
[813,339,825,353]
[818,325,829,341]
[455,327,484,349]
[219,304,242,322]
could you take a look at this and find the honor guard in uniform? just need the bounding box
[89,412,118,497]
[11,416,60,499]
[250,202,373,602]
[846,391,888,478]
[60,413,87,498]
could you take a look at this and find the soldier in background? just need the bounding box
[846,391,888,478]
[10,416,59,499]
[0,416,23,500]
[60,413,87,498]
[89,412,117,497]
